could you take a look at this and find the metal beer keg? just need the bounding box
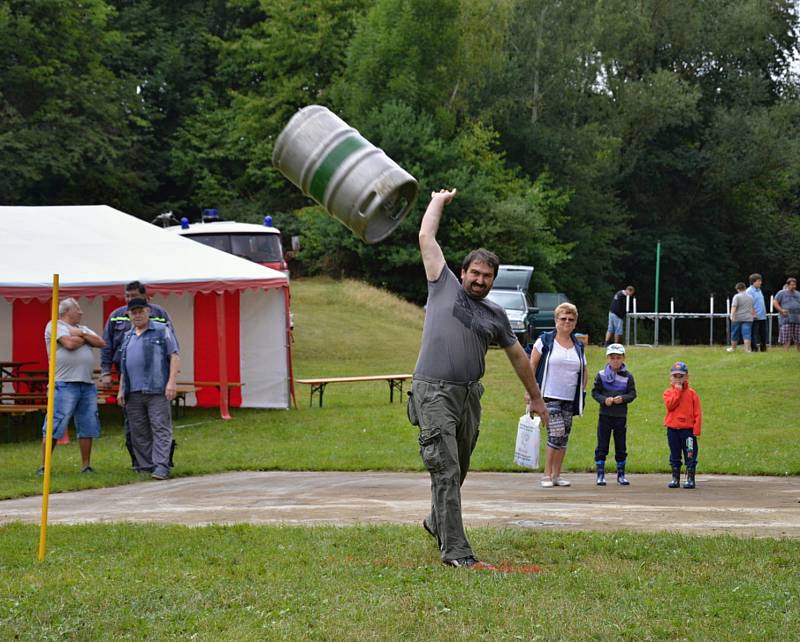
[272,105,418,244]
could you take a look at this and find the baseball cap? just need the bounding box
[127,297,149,311]
[670,361,688,374]
[606,343,625,356]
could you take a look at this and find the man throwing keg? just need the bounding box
[409,189,549,569]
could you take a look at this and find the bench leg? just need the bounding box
[388,379,403,403]
[309,383,326,408]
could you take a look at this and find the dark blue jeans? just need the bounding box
[752,318,768,352]
[667,428,698,470]
[594,414,627,464]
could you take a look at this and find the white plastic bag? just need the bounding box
[514,411,541,469]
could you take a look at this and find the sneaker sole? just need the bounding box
[442,559,497,571]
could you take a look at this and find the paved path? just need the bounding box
[2,471,799,537]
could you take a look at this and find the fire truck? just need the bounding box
[163,208,288,276]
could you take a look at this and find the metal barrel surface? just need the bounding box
[272,105,418,244]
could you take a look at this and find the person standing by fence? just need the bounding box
[605,286,634,346]
[746,273,768,352]
[727,282,755,353]
[773,277,800,352]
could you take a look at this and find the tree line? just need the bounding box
[2,0,799,338]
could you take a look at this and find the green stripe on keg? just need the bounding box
[308,135,368,204]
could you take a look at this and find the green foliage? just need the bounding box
[0,0,144,209]
[331,0,461,132]
[1,0,799,336]
[171,0,369,219]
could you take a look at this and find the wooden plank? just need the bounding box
[296,374,412,385]
[0,405,44,414]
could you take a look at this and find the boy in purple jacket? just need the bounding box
[591,343,637,485]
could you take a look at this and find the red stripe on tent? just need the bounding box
[12,299,50,371]
[103,297,125,323]
[193,292,241,408]
[100,296,125,402]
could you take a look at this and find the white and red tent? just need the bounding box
[0,205,293,414]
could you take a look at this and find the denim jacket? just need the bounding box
[119,322,176,396]
[101,302,174,375]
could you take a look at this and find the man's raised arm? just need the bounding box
[419,189,456,282]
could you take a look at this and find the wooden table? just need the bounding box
[295,374,412,408]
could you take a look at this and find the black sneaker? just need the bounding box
[443,556,497,570]
[423,518,441,549]
[81,466,95,474]
[36,466,44,476]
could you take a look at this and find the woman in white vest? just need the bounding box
[529,302,587,488]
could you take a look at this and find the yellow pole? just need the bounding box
[38,274,59,561]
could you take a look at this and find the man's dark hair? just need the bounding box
[749,273,762,284]
[126,280,146,295]
[461,249,500,278]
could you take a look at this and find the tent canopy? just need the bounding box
[0,205,288,299]
[0,205,292,410]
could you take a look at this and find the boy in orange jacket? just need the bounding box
[663,361,702,489]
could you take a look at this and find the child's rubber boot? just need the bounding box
[683,468,696,489]
[616,463,630,486]
[668,466,681,488]
[595,461,606,486]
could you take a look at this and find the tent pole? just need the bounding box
[283,286,297,409]
[215,292,231,420]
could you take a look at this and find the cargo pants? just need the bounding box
[409,376,483,562]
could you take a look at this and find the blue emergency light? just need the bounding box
[264,215,273,227]
[202,208,219,222]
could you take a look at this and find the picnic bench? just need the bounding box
[0,385,200,418]
[0,404,45,416]
[0,360,37,377]
[295,374,412,408]
[98,384,201,417]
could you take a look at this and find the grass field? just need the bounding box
[2,277,799,640]
[2,523,799,641]
[2,277,798,499]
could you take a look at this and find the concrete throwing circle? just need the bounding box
[2,471,799,538]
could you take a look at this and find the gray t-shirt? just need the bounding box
[44,320,97,383]
[414,267,516,383]
[731,292,754,322]
[774,288,800,324]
